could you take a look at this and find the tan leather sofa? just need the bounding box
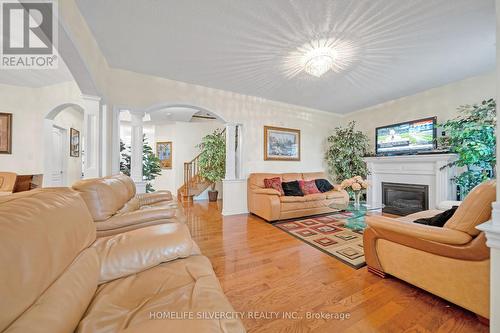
[73,174,182,237]
[0,172,16,195]
[0,188,245,333]
[247,172,349,221]
[364,180,495,319]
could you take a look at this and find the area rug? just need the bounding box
[274,213,366,269]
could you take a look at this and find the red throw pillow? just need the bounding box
[299,180,321,195]
[263,177,284,195]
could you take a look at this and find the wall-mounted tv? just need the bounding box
[375,117,436,156]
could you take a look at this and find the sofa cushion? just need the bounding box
[0,188,97,332]
[304,193,327,201]
[280,195,307,203]
[263,177,284,195]
[77,256,245,333]
[248,173,282,189]
[315,179,334,193]
[299,180,321,195]
[72,179,125,221]
[95,208,177,231]
[281,173,303,182]
[302,172,327,181]
[282,180,304,196]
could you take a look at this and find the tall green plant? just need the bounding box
[197,129,226,191]
[440,98,496,198]
[120,135,162,193]
[325,121,370,183]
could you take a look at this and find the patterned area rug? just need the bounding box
[274,213,366,269]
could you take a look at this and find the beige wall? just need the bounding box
[0,82,84,176]
[53,107,84,185]
[343,72,496,151]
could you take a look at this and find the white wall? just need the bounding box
[0,82,84,175]
[53,107,84,185]
[343,72,496,150]
[153,120,223,199]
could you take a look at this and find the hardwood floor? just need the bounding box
[183,201,488,333]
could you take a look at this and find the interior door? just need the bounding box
[51,127,65,186]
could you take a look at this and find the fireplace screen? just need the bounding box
[382,182,429,216]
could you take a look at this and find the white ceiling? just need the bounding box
[76,0,495,114]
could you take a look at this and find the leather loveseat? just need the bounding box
[247,172,349,222]
[364,180,495,319]
[0,172,16,196]
[73,174,182,237]
[0,188,245,333]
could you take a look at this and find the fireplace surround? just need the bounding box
[382,182,429,216]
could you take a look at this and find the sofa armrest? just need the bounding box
[136,191,173,206]
[93,223,195,283]
[251,188,281,196]
[366,215,472,245]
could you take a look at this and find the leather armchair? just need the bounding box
[0,188,245,333]
[73,174,183,237]
[0,172,16,195]
[247,172,349,221]
[364,180,495,319]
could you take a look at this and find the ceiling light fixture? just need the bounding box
[283,38,359,79]
[303,45,337,77]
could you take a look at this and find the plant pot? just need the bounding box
[208,190,219,202]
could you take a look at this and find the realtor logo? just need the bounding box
[1,0,58,69]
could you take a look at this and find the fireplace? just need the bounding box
[382,182,429,216]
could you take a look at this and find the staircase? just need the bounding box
[177,153,213,202]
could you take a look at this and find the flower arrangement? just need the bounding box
[340,176,369,207]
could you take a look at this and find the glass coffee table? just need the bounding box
[330,201,385,232]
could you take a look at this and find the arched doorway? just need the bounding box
[43,103,85,187]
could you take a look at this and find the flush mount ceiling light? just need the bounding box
[302,44,337,77]
[283,38,359,79]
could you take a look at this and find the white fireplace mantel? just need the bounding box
[363,154,458,209]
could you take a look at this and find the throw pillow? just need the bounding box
[315,179,334,193]
[413,206,459,227]
[282,180,304,196]
[299,180,321,195]
[263,177,284,195]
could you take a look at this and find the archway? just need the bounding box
[43,103,85,187]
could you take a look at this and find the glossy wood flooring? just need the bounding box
[183,201,488,333]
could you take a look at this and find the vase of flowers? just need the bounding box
[340,176,369,208]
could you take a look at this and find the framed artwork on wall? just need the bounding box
[156,141,173,169]
[0,113,12,154]
[70,128,80,157]
[264,125,301,161]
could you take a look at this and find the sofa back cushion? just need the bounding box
[444,180,496,236]
[0,172,17,192]
[108,174,136,201]
[302,172,328,181]
[281,173,303,182]
[73,178,127,221]
[0,189,98,332]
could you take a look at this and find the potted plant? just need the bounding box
[197,129,226,201]
[439,99,496,199]
[325,121,370,184]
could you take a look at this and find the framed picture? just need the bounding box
[70,128,80,157]
[156,141,172,169]
[0,113,12,154]
[264,126,300,161]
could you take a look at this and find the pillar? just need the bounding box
[225,123,237,180]
[130,111,146,193]
[81,94,101,178]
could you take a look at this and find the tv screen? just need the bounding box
[376,117,436,155]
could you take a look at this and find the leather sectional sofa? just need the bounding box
[73,174,182,237]
[0,188,245,333]
[364,180,495,319]
[247,172,349,222]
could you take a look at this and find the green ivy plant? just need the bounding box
[197,129,226,191]
[325,121,370,183]
[120,135,162,193]
[439,98,496,199]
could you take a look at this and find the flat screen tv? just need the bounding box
[375,117,436,156]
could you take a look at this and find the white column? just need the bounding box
[110,106,121,175]
[82,94,101,179]
[130,111,146,193]
[225,123,237,180]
